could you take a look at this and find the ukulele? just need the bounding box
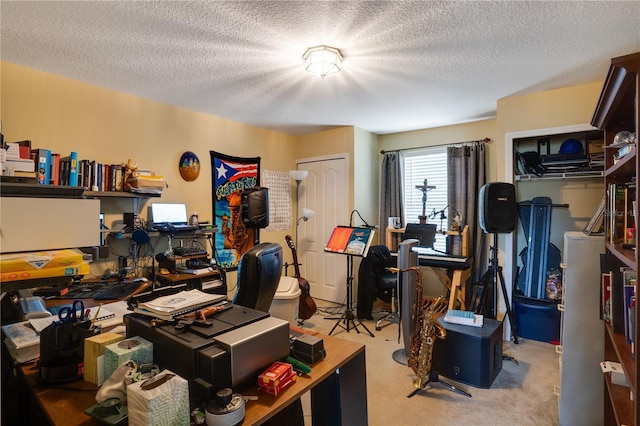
[285,235,317,320]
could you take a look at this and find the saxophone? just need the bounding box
[390,265,447,393]
[411,296,447,392]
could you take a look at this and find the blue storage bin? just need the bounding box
[514,296,561,343]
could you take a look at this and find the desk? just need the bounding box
[386,225,472,311]
[15,330,367,425]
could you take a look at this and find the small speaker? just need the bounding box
[479,182,517,233]
[240,187,269,229]
[123,212,135,229]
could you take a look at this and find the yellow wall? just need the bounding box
[1,61,303,281]
[2,61,607,301]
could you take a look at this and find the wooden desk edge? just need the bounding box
[19,330,366,426]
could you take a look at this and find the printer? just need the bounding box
[124,304,291,401]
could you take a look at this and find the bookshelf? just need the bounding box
[591,51,640,426]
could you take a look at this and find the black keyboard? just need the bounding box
[61,281,141,300]
[173,247,208,257]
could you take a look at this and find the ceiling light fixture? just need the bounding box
[303,45,343,78]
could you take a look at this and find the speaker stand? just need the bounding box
[485,233,518,344]
[326,254,375,337]
[407,370,472,398]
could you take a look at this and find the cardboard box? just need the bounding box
[0,249,86,272]
[84,332,125,385]
[258,361,297,395]
[0,262,90,282]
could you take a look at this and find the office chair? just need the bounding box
[232,242,283,312]
[356,245,400,331]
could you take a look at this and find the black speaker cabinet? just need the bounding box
[240,187,269,228]
[433,317,503,388]
[479,182,517,233]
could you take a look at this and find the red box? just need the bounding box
[258,362,297,396]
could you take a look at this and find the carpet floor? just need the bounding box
[297,300,560,426]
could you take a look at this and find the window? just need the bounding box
[403,146,448,251]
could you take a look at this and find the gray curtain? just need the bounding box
[379,152,404,249]
[447,142,487,290]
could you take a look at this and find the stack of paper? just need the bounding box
[2,321,40,364]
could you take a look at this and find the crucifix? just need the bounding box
[415,179,435,224]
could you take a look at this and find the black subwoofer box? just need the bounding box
[433,316,503,388]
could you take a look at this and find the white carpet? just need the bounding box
[298,300,560,426]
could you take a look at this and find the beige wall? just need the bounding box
[1,61,302,282]
[2,61,607,303]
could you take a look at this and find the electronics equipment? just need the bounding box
[240,187,269,228]
[479,182,517,234]
[150,203,198,232]
[433,316,503,388]
[15,289,52,320]
[290,331,326,364]
[124,306,290,401]
[123,212,135,229]
[173,246,208,257]
[403,223,437,248]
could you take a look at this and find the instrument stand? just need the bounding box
[326,254,375,337]
[407,370,472,398]
[485,232,519,344]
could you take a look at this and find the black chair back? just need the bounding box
[232,242,283,312]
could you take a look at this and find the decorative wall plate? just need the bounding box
[179,151,200,181]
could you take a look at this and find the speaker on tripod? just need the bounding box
[240,187,269,228]
[477,182,519,343]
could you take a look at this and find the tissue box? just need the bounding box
[104,336,153,379]
[127,369,190,426]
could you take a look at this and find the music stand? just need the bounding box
[325,226,376,337]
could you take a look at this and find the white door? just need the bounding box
[296,155,349,303]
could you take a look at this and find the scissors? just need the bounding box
[58,300,85,323]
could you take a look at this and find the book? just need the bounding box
[1,158,35,172]
[2,321,40,363]
[610,270,626,334]
[325,226,375,257]
[133,289,226,320]
[68,151,79,186]
[50,153,60,185]
[444,309,484,327]
[176,266,215,275]
[602,272,611,322]
[31,148,51,185]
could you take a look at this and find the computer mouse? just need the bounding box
[133,277,149,282]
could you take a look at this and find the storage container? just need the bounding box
[269,276,300,325]
[514,296,561,343]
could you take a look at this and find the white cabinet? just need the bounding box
[558,231,604,425]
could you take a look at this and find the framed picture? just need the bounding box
[583,195,606,236]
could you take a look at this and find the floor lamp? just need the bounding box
[290,170,310,248]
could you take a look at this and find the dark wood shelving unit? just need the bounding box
[592,51,640,426]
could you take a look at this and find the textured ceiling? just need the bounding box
[2,1,640,136]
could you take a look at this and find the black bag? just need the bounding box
[517,151,546,176]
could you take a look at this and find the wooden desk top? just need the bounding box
[19,329,365,426]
